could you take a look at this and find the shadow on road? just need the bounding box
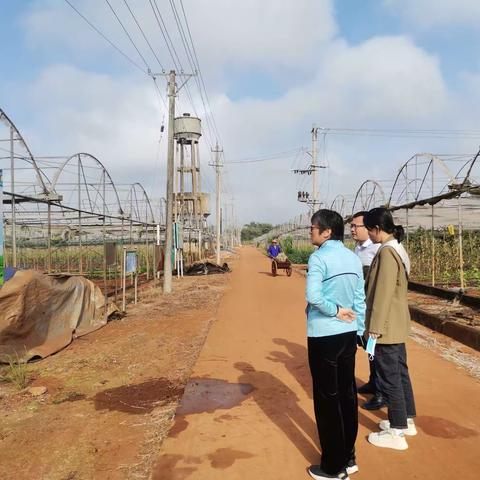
[268,338,312,399]
[234,361,320,464]
[267,338,381,433]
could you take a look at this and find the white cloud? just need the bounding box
[22,0,113,54]
[316,36,447,122]
[22,0,337,77]
[208,36,450,221]
[182,0,336,70]
[22,65,165,196]
[384,0,480,28]
[13,1,470,225]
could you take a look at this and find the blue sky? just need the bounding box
[1,0,480,223]
[335,0,479,89]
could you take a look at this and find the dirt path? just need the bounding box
[0,273,230,480]
[153,246,480,480]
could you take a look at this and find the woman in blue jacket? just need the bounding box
[306,209,366,480]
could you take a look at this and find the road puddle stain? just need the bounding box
[169,415,189,437]
[208,448,255,469]
[416,415,479,439]
[214,413,240,423]
[152,454,197,480]
[176,378,254,415]
[94,378,183,414]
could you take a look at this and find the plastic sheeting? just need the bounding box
[0,270,112,362]
[183,262,231,276]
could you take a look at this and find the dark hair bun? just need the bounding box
[393,225,405,243]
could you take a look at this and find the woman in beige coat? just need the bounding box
[363,208,417,451]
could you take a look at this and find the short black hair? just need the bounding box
[311,209,344,241]
[352,210,368,219]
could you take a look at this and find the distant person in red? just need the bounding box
[267,238,281,258]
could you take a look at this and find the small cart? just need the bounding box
[271,257,293,277]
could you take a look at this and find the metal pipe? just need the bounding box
[78,155,83,274]
[103,170,107,316]
[47,202,52,272]
[10,127,16,267]
[458,196,465,290]
[431,161,435,286]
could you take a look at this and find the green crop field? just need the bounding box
[265,229,480,291]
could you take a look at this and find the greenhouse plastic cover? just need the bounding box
[0,270,111,362]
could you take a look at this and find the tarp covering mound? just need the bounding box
[183,262,231,276]
[0,270,110,362]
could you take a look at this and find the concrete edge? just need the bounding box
[409,281,480,309]
[294,266,480,352]
[409,306,480,352]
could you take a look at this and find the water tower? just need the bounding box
[173,113,210,225]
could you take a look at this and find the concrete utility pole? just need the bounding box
[294,127,326,211]
[210,143,223,265]
[311,125,318,213]
[163,70,176,294]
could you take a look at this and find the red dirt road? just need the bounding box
[153,246,480,480]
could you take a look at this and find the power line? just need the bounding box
[63,0,147,74]
[168,0,216,147]
[148,0,202,138]
[147,0,220,193]
[318,127,480,140]
[122,0,165,72]
[227,147,306,164]
[104,0,151,71]
[168,0,197,73]
[329,127,480,134]
[149,0,183,71]
[63,0,166,112]
[179,0,222,145]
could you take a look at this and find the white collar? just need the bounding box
[379,239,411,276]
[358,238,372,248]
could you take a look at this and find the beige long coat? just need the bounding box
[365,236,411,344]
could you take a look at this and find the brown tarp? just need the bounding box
[0,270,112,362]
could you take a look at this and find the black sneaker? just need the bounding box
[361,394,386,411]
[357,382,375,394]
[308,465,350,480]
[346,458,359,475]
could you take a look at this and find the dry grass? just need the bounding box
[410,326,480,379]
[0,355,30,390]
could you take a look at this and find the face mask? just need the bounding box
[366,336,377,361]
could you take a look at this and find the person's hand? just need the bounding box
[369,332,380,339]
[336,307,356,323]
[357,335,367,349]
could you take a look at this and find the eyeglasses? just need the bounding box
[349,224,365,230]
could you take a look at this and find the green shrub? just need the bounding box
[286,246,314,264]
[280,236,294,255]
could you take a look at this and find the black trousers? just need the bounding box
[308,332,358,475]
[375,343,416,428]
[367,357,379,393]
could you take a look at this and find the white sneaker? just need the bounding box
[368,429,408,450]
[346,463,358,475]
[379,418,417,436]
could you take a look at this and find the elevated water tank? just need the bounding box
[174,113,201,143]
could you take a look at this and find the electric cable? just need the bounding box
[63,0,147,74]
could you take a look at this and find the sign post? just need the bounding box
[173,222,184,278]
[122,248,138,311]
